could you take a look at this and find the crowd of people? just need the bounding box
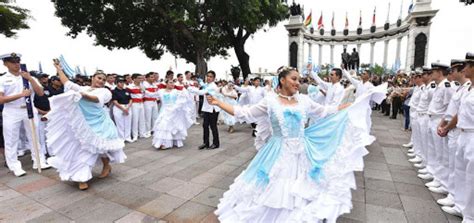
[1,50,473,222]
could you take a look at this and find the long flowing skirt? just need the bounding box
[45,91,126,182]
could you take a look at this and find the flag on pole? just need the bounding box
[304,10,312,27]
[408,0,414,13]
[317,12,324,30]
[83,67,88,76]
[344,12,349,29]
[358,10,362,28]
[386,2,391,23]
[331,11,335,29]
[372,6,376,26]
[58,55,76,79]
[38,61,43,73]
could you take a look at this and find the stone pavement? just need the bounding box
[0,112,464,223]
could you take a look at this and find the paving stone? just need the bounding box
[364,168,393,181]
[351,188,365,203]
[399,195,442,214]
[168,182,208,200]
[200,212,219,223]
[112,167,147,182]
[163,201,214,223]
[115,211,160,223]
[365,189,403,210]
[394,182,434,200]
[147,177,186,193]
[99,182,160,209]
[366,204,407,223]
[128,171,167,187]
[74,200,131,222]
[212,176,236,190]
[342,201,365,221]
[191,187,226,207]
[337,217,363,223]
[365,161,389,171]
[29,183,92,210]
[26,211,72,223]
[137,194,187,218]
[208,163,239,176]
[390,169,425,186]
[0,187,22,202]
[0,196,52,222]
[365,178,397,194]
[191,172,225,186]
[405,211,448,223]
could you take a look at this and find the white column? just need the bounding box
[308,43,312,58]
[396,37,402,65]
[370,42,375,66]
[357,43,361,57]
[383,40,389,68]
[330,45,335,66]
[318,44,323,65]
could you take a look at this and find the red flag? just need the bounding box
[318,12,324,30]
[372,7,376,26]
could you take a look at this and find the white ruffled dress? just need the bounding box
[152,89,194,148]
[46,81,126,183]
[215,85,387,223]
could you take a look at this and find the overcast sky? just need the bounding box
[1,0,473,79]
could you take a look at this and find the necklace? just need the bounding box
[278,93,296,101]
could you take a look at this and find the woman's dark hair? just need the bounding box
[277,67,297,87]
[207,70,216,78]
[177,73,183,78]
[165,79,175,84]
[93,70,106,78]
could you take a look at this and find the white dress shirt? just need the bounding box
[189,82,221,113]
[310,72,345,106]
[234,85,266,105]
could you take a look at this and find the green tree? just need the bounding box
[52,0,231,76]
[0,0,30,37]
[52,0,288,78]
[212,0,288,79]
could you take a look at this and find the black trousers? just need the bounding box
[391,97,402,118]
[203,111,219,146]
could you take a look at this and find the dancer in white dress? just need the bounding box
[46,61,126,190]
[152,79,194,150]
[220,82,238,133]
[207,67,386,223]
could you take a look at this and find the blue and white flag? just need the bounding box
[75,66,82,75]
[58,55,76,79]
[83,67,88,76]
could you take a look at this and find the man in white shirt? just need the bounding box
[343,69,375,98]
[234,77,266,136]
[0,53,51,177]
[311,68,345,106]
[190,71,221,150]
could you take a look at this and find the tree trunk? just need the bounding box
[195,51,208,79]
[234,41,251,80]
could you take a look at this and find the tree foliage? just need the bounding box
[0,0,30,38]
[52,0,288,77]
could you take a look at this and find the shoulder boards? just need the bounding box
[444,82,451,88]
[431,83,436,88]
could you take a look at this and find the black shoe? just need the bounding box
[208,144,219,150]
[198,144,208,150]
